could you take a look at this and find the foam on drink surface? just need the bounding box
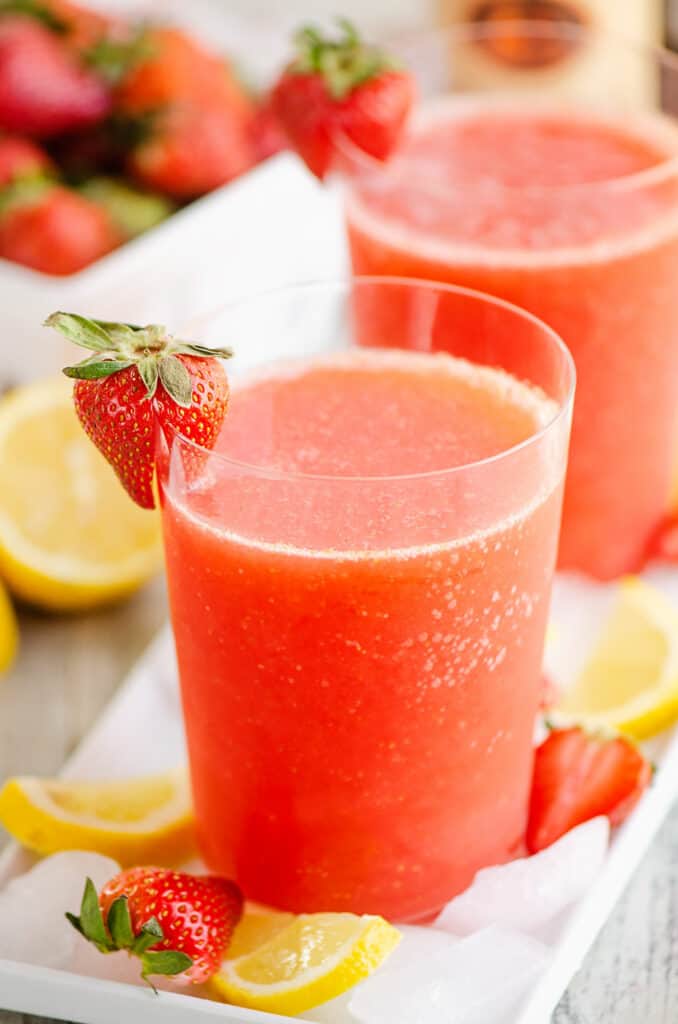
[167,348,561,557]
[347,98,678,267]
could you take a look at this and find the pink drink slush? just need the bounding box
[347,103,678,579]
[162,346,566,919]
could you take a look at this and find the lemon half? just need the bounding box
[0,768,195,866]
[0,377,162,611]
[211,912,401,1015]
[556,577,678,739]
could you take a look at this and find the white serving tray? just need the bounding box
[2,567,678,1024]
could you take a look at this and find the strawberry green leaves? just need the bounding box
[63,358,134,380]
[66,876,193,987]
[158,354,192,407]
[66,877,110,952]
[106,892,136,948]
[45,312,112,351]
[46,310,231,402]
[291,19,397,101]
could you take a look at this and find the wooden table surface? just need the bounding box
[1,579,677,1024]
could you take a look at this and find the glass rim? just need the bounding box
[167,276,575,485]
[333,18,678,195]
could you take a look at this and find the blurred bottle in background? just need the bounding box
[437,0,664,106]
[668,0,678,48]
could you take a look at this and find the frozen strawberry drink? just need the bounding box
[159,279,574,920]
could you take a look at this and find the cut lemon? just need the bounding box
[211,912,401,1015]
[0,578,18,675]
[555,577,678,739]
[227,905,296,960]
[0,377,162,611]
[0,768,195,866]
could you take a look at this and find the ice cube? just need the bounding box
[435,817,610,938]
[302,927,458,1024]
[0,851,119,970]
[349,926,549,1024]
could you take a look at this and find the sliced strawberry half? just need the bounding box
[526,725,652,854]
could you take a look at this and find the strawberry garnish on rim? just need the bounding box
[67,867,243,988]
[46,312,231,509]
[270,18,415,180]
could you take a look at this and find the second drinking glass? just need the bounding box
[343,22,678,580]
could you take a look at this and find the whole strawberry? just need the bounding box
[128,103,255,199]
[67,868,243,985]
[115,26,254,123]
[46,313,231,509]
[0,15,111,137]
[271,19,415,180]
[0,184,119,275]
[114,26,256,199]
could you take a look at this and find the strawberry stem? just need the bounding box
[66,878,194,987]
[291,18,398,101]
[85,26,155,85]
[45,311,232,408]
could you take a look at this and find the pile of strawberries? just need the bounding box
[0,0,284,276]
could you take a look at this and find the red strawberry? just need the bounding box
[112,26,256,198]
[271,20,415,180]
[127,103,255,199]
[46,312,232,508]
[67,868,243,985]
[0,136,52,187]
[0,15,111,137]
[116,26,254,123]
[0,184,119,275]
[526,726,652,854]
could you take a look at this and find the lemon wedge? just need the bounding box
[0,768,195,866]
[0,377,162,611]
[226,905,296,961]
[0,577,18,675]
[555,577,678,739]
[211,912,401,1015]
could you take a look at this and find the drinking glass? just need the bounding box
[341,22,678,580]
[158,277,574,921]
